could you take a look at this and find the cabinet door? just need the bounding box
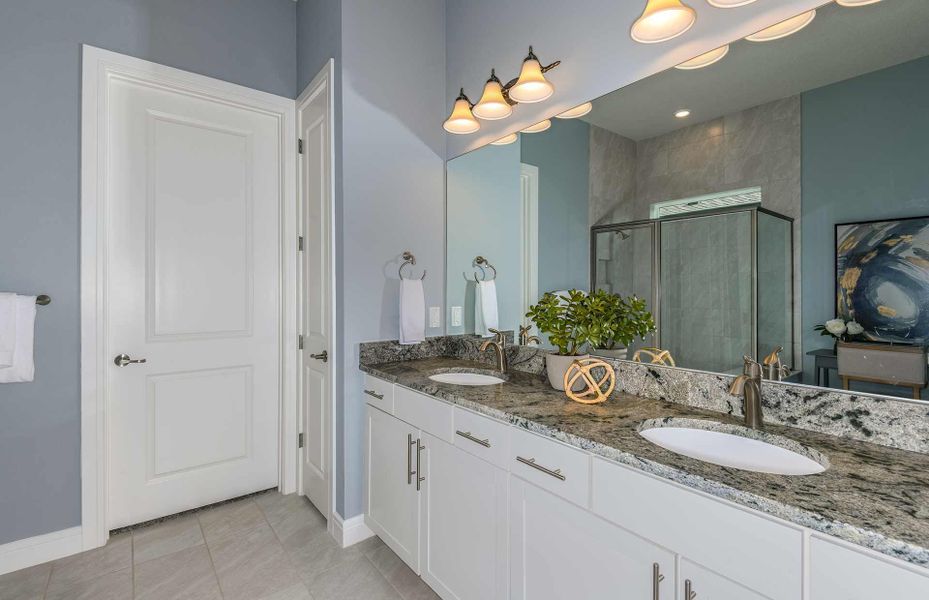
[366,406,420,572]
[420,433,508,600]
[680,559,767,600]
[510,477,674,600]
[810,537,929,600]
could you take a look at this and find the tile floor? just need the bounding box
[0,492,440,600]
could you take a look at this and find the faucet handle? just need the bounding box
[488,328,506,344]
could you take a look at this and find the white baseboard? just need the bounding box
[331,512,374,548]
[0,526,84,576]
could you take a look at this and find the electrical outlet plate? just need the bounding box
[429,306,441,328]
[451,306,463,327]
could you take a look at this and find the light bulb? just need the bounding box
[491,133,519,145]
[521,120,552,134]
[508,48,554,104]
[631,0,697,44]
[707,0,757,7]
[836,0,881,5]
[556,103,593,119]
[472,70,513,120]
[745,10,816,42]
[674,109,691,118]
[442,89,480,134]
[675,45,729,70]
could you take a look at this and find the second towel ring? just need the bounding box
[473,256,497,282]
[399,251,426,280]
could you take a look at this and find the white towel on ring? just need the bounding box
[399,278,425,345]
[0,295,37,383]
[475,280,499,338]
[0,293,16,367]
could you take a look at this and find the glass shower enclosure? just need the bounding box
[591,205,793,375]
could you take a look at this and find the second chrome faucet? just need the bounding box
[480,328,509,373]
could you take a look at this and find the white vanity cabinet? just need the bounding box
[809,537,929,600]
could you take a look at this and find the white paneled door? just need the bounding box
[105,62,285,528]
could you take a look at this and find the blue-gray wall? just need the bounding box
[0,0,296,546]
[801,56,929,387]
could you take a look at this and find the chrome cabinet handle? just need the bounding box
[364,389,384,400]
[113,354,147,367]
[407,434,416,485]
[416,438,425,491]
[456,430,490,448]
[684,579,696,600]
[516,456,565,481]
[310,350,328,362]
[652,563,665,600]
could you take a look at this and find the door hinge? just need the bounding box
[298,235,304,251]
[298,432,304,448]
[298,138,304,154]
[298,334,304,350]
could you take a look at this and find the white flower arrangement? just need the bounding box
[814,317,865,342]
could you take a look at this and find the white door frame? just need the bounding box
[80,45,298,550]
[520,164,539,333]
[295,60,338,536]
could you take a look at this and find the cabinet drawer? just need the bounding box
[363,374,394,413]
[810,536,929,600]
[510,427,590,507]
[453,407,510,469]
[591,457,802,600]
[395,385,454,442]
[680,559,767,600]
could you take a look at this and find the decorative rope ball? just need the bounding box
[563,358,616,404]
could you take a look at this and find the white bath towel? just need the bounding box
[399,278,426,345]
[0,293,16,367]
[0,295,36,383]
[475,280,499,338]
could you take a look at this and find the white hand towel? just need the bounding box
[0,295,36,383]
[475,280,499,338]
[399,278,426,345]
[0,293,16,367]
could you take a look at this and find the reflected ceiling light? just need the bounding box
[675,45,730,70]
[707,0,757,7]
[442,89,480,135]
[508,47,557,104]
[490,133,519,146]
[472,69,513,120]
[556,102,593,119]
[745,10,816,42]
[836,0,881,6]
[631,0,697,44]
[521,119,552,133]
[674,109,691,118]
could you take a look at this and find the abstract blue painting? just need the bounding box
[836,216,929,344]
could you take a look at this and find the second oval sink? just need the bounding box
[428,372,505,386]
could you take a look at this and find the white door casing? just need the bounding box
[520,164,539,333]
[81,46,297,544]
[297,62,334,520]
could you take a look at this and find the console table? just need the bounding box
[806,348,837,388]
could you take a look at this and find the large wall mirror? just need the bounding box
[446,0,929,401]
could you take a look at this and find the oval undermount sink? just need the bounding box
[428,372,505,386]
[638,418,828,476]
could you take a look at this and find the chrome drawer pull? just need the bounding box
[456,430,491,448]
[407,434,416,485]
[684,579,696,600]
[652,563,665,600]
[516,456,566,481]
[364,389,384,400]
[416,438,425,491]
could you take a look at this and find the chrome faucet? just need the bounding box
[480,328,509,373]
[761,346,791,381]
[729,356,764,430]
[519,324,541,346]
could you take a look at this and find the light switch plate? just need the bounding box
[451,306,463,327]
[429,306,441,328]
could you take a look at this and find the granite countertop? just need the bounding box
[361,357,929,568]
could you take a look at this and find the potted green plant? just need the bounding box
[525,290,593,390]
[586,290,656,360]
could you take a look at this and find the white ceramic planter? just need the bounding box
[545,353,590,391]
[592,347,629,360]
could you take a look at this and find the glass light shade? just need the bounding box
[490,133,519,145]
[706,0,757,7]
[675,45,729,70]
[836,0,881,5]
[674,109,691,118]
[556,102,593,119]
[631,0,697,44]
[508,59,554,104]
[472,78,513,120]
[443,97,480,134]
[745,10,815,42]
[521,120,551,134]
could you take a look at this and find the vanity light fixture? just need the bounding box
[472,69,513,120]
[836,0,881,6]
[508,47,558,104]
[555,102,593,119]
[745,10,816,42]
[674,109,691,118]
[490,133,519,145]
[706,0,757,7]
[675,45,730,70]
[521,119,552,133]
[442,88,481,134]
[631,0,697,44]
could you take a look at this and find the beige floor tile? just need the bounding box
[134,545,221,600]
[281,522,362,581]
[209,522,301,600]
[368,543,440,600]
[198,499,267,545]
[255,492,326,542]
[45,567,132,600]
[257,582,314,600]
[48,533,131,587]
[0,562,50,600]
[305,554,401,600]
[133,515,205,564]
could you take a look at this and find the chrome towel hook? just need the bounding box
[399,251,426,280]
[473,256,497,282]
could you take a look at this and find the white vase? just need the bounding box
[545,353,590,391]
[592,347,628,360]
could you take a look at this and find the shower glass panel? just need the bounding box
[757,210,794,367]
[659,211,753,374]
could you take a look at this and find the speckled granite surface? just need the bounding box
[360,356,929,569]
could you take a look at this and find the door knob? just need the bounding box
[310,350,328,363]
[114,354,147,367]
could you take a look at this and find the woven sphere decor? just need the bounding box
[563,358,616,404]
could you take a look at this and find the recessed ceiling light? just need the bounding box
[674,109,691,118]
[707,0,757,7]
[675,45,730,70]
[745,10,816,42]
[555,102,593,119]
[490,133,519,145]
[836,0,881,5]
[521,119,552,133]
[631,0,697,44]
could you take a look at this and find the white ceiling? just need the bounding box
[584,0,929,141]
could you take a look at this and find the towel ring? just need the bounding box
[399,251,426,280]
[473,256,497,282]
